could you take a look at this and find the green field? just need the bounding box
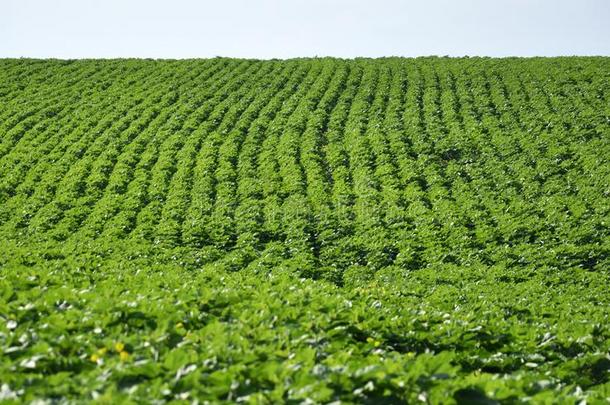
[0,57,609,403]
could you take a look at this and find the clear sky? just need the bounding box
[2,0,609,59]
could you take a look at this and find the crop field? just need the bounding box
[0,57,609,403]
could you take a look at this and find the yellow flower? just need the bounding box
[115,342,125,352]
[119,351,129,361]
[373,340,381,348]
[90,353,100,363]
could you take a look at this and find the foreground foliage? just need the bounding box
[0,57,609,402]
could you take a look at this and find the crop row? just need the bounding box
[0,58,608,278]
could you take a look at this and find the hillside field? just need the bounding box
[0,57,609,403]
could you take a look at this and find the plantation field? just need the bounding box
[0,57,609,403]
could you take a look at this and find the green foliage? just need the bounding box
[0,57,609,402]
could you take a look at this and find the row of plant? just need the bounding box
[0,60,133,201]
[1,58,607,275]
[7,63,182,236]
[0,61,176,233]
[0,60,106,159]
[67,59,234,241]
[149,60,278,247]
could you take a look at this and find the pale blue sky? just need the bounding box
[2,0,609,59]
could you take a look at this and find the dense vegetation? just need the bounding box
[0,57,609,403]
